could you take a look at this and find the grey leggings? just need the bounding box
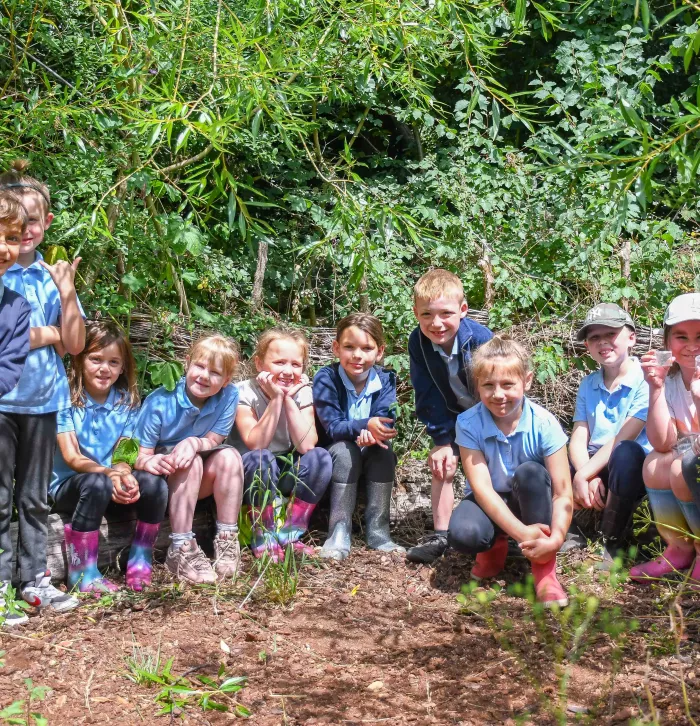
[681,450,700,511]
[327,440,396,485]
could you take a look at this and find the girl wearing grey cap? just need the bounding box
[633,293,700,589]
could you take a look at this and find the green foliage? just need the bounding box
[1,0,699,386]
[111,437,139,467]
[124,648,250,717]
[0,670,49,726]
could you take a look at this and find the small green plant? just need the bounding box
[457,571,639,725]
[124,646,250,717]
[0,674,49,726]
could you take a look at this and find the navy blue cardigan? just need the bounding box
[408,317,493,447]
[313,363,397,447]
[0,287,31,399]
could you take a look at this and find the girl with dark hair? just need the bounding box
[52,321,168,593]
[313,313,404,561]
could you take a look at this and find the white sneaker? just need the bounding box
[1,581,29,626]
[21,571,79,612]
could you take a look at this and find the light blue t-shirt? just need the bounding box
[338,366,383,421]
[134,377,239,449]
[573,359,651,454]
[0,251,84,414]
[455,398,568,493]
[50,387,138,498]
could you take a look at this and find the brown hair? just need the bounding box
[663,325,682,377]
[414,269,464,304]
[0,160,51,215]
[0,191,28,231]
[336,313,385,349]
[69,321,139,408]
[254,327,309,369]
[188,334,239,380]
[471,335,531,383]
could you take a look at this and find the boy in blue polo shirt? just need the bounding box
[0,162,84,618]
[135,335,244,584]
[566,303,650,564]
[406,269,493,563]
[0,191,32,626]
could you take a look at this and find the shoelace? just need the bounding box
[185,546,213,572]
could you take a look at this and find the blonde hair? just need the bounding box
[254,327,309,369]
[471,335,531,383]
[336,313,385,349]
[414,269,464,303]
[0,191,28,230]
[188,335,239,380]
[69,321,139,408]
[0,160,51,215]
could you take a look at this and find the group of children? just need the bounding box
[0,161,699,627]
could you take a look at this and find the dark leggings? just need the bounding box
[448,461,552,553]
[52,471,169,532]
[681,449,700,511]
[241,448,332,506]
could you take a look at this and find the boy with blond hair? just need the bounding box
[406,269,493,563]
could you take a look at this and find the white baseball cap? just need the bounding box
[663,293,700,326]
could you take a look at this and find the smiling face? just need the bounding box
[0,219,23,275]
[476,358,532,422]
[185,353,229,406]
[255,337,305,391]
[413,295,467,351]
[584,325,635,368]
[666,320,700,373]
[332,325,384,384]
[82,342,124,403]
[18,191,53,263]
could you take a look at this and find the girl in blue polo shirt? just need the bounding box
[134,335,243,585]
[313,313,404,561]
[448,336,573,607]
[52,322,168,593]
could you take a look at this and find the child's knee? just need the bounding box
[447,518,492,554]
[513,461,549,493]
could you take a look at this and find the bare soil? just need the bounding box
[1,536,699,726]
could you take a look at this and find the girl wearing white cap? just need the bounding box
[636,293,700,589]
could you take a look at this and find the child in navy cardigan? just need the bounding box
[314,313,404,561]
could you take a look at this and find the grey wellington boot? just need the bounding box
[365,480,406,553]
[319,480,358,561]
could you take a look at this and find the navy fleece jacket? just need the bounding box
[0,286,31,399]
[313,363,396,448]
[409,316,493,446]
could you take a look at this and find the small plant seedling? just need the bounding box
[124,650,250,717]
[0,678,49,726]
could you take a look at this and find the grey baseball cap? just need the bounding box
[576,303,635,341]
[663,293,700,326]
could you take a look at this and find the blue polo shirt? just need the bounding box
[0,251,84,414]
[50,387,138,498]
[338,366,383,421]
[573,359,650,454]
[134,377,239,449]
[456,398,568,493]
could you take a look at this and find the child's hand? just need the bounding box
[111,472,141,504]
[356,429,377,447]
[429,444,458,481]
[142,454,176,476]
[640,351,673,389]
[39,257,81,295]
[257,371,285,400]
[572,472,590,510]
[285,374,310,398]
[588,477,606,511]
[519,526,561,563]
[367,417,397,450]
[169,437,200,469]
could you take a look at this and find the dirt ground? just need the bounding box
[1,534,699,726]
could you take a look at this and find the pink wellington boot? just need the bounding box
[277,499,316,556]
[250,505,285,563]
[531,558,568,608]
[629,545,695,584]
[471,534,509,580]
[64,525,119,596]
